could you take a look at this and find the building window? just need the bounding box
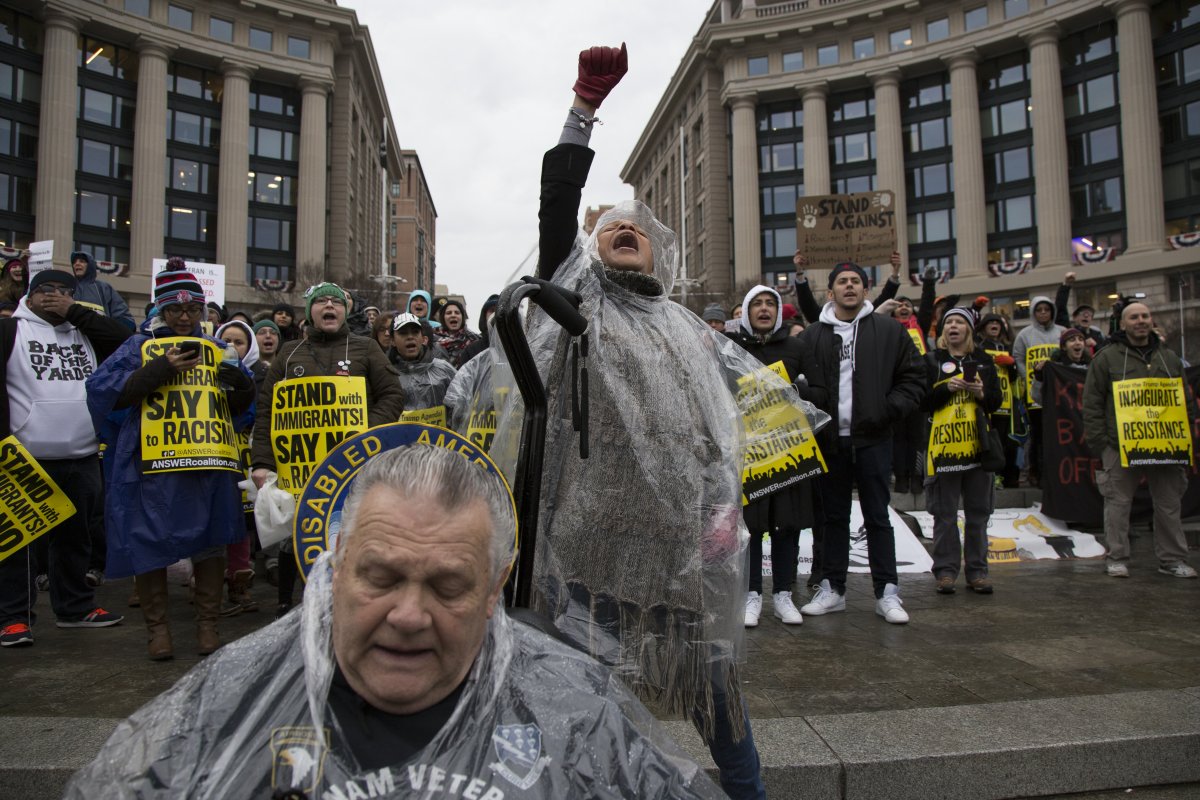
[169,158,212,194]
[80,88,135,128]
[0,173,34,215]
[1070,178,1123,218]
[167,4,193,32]
[833,132,874,164]
[1060,22,1115,66]
[0,63,39,105]
[1004,0,1029,18]
[762,226,798,259]
[853,37,875,60]
[77,190,130,231]
[79,139,132,179]
[80,37,136,80]
[782,51,804,72]
[165,206,214,242]
[249,26,272,52]
[747,56,768,76]
[169,109,219,147]
[905,118,950,152]
[890,29,912,51]
[247,216,293,251]
[818,44,839,66]
[250,86,298,116]
[964,6,988,31]
[390,180,401,197]
[123,0,149,15]
[1064,74,1116,117]
[209,16,233,42]
[762,184,802,215]
[988,195,1034,233]
[909,209,953,243]
[908,163,952,198]
[759,142,802,172]
[927,17,950,42]
[248,172,295,205]
[287,36,310,59]
[169,62,219,102]
[980,99,1030,137]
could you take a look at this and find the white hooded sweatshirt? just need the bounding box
[7,298,100,458]
[819,299,875,436]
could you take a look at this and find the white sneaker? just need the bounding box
[800,579,845,615]
[1158,562,1198,578]
[875,583,909,624]
[773,592,803,625]
[744,591,762,627]
[1106,561,1130,578]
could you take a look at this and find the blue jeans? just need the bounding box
[0,456,101,626]
[690,667,766,799]
[817,437,898,599]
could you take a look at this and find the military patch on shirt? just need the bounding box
[490,723,550,791]
[270,725,331,795]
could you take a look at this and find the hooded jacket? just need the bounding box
[216,319,269,390]
[1,299,131,457]
[68,251,135,329]
[388,343,458,411]
[800,299,926,446]
[1082,330,1193,456]
[407,290,441,330]
[1012,295,1066,390]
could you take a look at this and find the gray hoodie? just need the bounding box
[1012,294,1065,406]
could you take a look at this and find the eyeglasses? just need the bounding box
[32,284,74,296]
[313,296,346,307]
[164,304,204,318]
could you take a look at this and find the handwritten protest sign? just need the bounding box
[271,376,367,497]
[1113,377,1193,467]
[140,338,240,473]
[738,361,826,504]
[795,191,896,272]
[0,436,77,564]
[27,240,52,278]
[926,383,982,475]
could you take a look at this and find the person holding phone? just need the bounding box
[87,259,256,660]
[920,307,1002,595]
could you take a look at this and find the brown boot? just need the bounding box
[220,569,257,616]
[193,556,225,656]
[135,569,172,661]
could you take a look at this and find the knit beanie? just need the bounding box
[304,282,348,323]
[827,261,870,288]
[701,303,725,323]
[253,319,281,338]
[1060,327,1086,347]
[153,257,205,310]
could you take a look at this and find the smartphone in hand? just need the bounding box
[961,362,977,383]
[177,340,202,358]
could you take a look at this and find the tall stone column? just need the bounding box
[729,92,761,288]
[801,82,830,196]
[870,69,908,269]
[1107,0,1165,253]
[34,12,79,267]
[1024,26,1071,270]
[296,76,331,288]
[129,38,173,275]
[216,61,254,284]
[944,49,988,276]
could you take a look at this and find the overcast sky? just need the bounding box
[345,0,714,322]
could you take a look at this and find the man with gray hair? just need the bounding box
[65,445,723,799]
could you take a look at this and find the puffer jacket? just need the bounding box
[69,250,135,329]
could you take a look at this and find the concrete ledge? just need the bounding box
[0,717,119,800]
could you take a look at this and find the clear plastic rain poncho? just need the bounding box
[492,201,829,740]
[63,550,724,799]
[394,353,458,411]
[444,338,498,450]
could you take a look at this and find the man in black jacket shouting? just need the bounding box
[799,262,926,624]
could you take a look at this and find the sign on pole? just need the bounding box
[795,191,896,272]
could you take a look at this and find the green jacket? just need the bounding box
[1082,332,1192,456]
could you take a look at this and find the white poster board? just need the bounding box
[906,505,1105,561]
[760,503,934,576]
[150,259,226,307]
[27,240,52,278]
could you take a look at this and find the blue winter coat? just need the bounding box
[69,251,135,330]
[86,322,255,578]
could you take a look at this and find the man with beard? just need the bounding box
[1083,300,1197,580]
[798,262,926,624]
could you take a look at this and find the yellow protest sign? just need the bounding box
[401,406,447,427]
[1023,343,1057,408]
[465,408,496,451]
[272,376,368,497]
[926,384,982,475]
[140,338,240,473]
[236,428,253,513]
[0,436,77,564]
[1113,377,1193,467]
[907,328,926,356]
[985,349,1012,415]
[739,360,827,504]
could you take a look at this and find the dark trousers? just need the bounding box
[926,467,994,581]
[818,437,898,599]
[992,412,1021,488]
[0,456,101,626]
[688,663,765,800]
[891,409,925,481]
[1027,408,1044,482]
[747,526,799,595]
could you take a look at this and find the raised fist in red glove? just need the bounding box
[573,43,628,109]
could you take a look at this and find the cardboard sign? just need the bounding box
[739,360,826,504]
[1023,343,1057,408]
[0,436,77,564]
[27,240,52,278]
[291,423,515,580]
[400,406,447,427]
[271,377,368,498]
[985,349,1013,415]
[926,382,982,475]
[150,258,226,307]
[1113,377,1193,467]
[140,338,240,473]
[795,191,896,272]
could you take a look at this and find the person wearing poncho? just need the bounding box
[493,45,827,800]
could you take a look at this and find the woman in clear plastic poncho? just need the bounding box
[491,44,828,800]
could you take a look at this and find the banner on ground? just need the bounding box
[738,360,826,504]
[776,504,932,575]
[0,436,77,564]
[985,349,1013,415]
[1112,377,1192,467]
[794,191,896,272]
[907,506,1105,562]
[151,258,226,307]
[1023,343,1057,408]
[271,376,367,497]
[926,383,982,475]
[140,338,240,474]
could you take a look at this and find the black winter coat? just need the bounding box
[921,348,1003,415]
